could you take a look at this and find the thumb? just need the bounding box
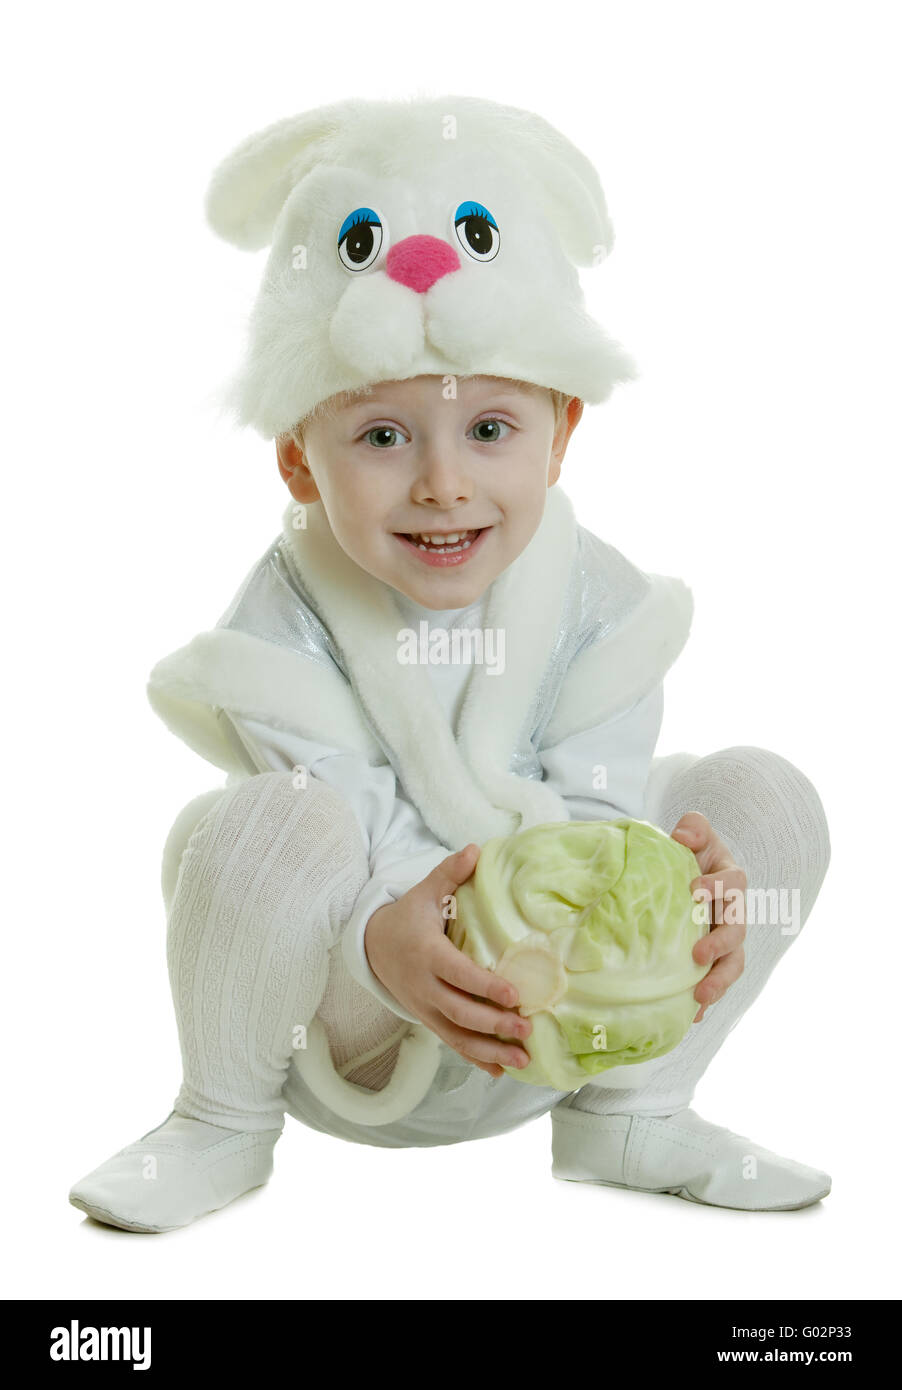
[432,842,480,894]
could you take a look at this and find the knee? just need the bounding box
[717,745,830,870]
[161,786,230,915]
[661,744,831,900]
[176,769,369,887]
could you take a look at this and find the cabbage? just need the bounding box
[448,817,710,1091]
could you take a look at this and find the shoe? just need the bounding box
[550,1105,831,1212]
[69,1111,282,1233]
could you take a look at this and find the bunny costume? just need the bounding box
[69,96,832,1229]
[147,478,692,1141]
[203,93,637,439]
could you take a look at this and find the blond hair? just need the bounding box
[284,379,574,451]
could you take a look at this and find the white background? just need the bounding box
[3,0,898,1301]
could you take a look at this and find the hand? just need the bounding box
[670,812,747,1023]
[364,844,532,1078]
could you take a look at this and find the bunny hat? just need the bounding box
[205,93,637,441]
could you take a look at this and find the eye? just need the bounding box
[364,426,406,448]
[470,418,511,443]
[454,201,500,262]
[337,207,385,272]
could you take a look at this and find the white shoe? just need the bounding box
[69,1111,282,1233]
[550,1105,831,1212]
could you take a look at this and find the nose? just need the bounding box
[385,235,460,293]
[414,454,473,509]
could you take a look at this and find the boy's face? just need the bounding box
[276,376,582,610]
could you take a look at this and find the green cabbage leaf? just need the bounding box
[448,817,710,1091]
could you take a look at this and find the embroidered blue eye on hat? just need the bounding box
[204,93,638,441]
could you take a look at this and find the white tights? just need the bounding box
[164,748,831,1137]
[167,771,405,1132]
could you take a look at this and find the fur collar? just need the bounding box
[279,485,579,847]
[148,485,693,851]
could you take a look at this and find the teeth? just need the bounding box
[399,528,484,554]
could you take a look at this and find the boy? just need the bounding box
[69,96,831,1231]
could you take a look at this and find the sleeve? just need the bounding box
[221,711,449,1024]
[537,682,665,823]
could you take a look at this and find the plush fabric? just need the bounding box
[147,485,693,852]
[203,94,638,440]
[145,480,696,1126]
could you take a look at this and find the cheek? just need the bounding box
[508,471,550,527]
[326,482,383,550]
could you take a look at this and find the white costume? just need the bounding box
[69,94,833,1230]
[146,482,691,1141]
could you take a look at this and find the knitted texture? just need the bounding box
[163,748,831,1140]
[316,946,407,1091]
[167,770,401,1131]
[562,745,831,1118]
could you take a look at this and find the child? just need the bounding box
[69,95,832,1232]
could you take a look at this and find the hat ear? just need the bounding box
[477,102,616,267]
[204,102,353,251]
[205,97,617,267]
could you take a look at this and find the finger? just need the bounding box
[691,843,744,876]
[690,866,746,896]
[691,872,747,929]
[431,844,481,898]
[452,1031,530,1069]
[671,813,712,850]
[692,920,747,967]
[429,1014,530,1070]
[695,946,746,1006]
[690,865,746,898]
[463,1056,505,1078]
[674,816,742,877]
[434,935,520,1008]
[433,980,531,1043]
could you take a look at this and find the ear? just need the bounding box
[563,396,584,435]
[275,435,321,503]
[204,101,363,251]
[204,96,618,266]
[548,397,584,485]
[485,102,616,266]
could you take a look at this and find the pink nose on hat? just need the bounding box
[385,235,460,293]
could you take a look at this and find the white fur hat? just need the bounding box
[205,93,637,440]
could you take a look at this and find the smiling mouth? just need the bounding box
[395,527,486,553]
